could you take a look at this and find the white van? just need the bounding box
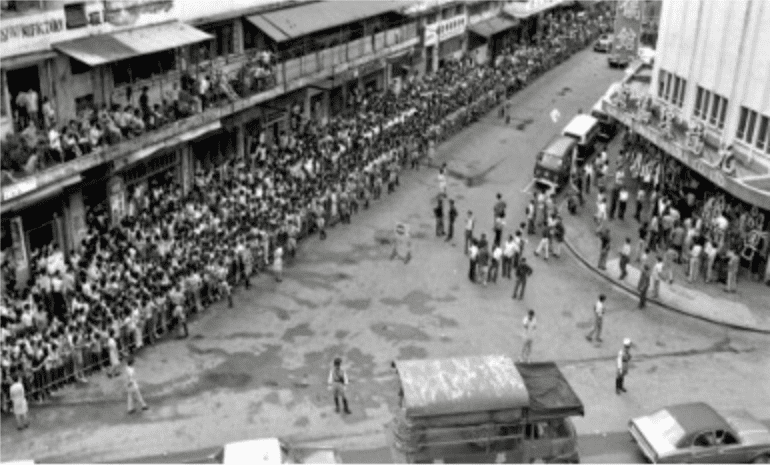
[561,114,601,164]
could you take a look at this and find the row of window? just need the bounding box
[658,70,768,153]
[694,86,728,130]
[657,70,686,108]
[737,107,770,153]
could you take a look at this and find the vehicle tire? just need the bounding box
[752,453,770,463]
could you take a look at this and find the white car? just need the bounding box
[209,438,341,465]
[638,46,655,65]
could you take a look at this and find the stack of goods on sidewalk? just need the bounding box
[0,6,614,413]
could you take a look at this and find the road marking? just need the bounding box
[521,179,535,194]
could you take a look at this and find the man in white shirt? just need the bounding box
[502,235,518,279]
[585,294,605,344]
[10,374,29,429]
[125,357,149,414]
[619,237,632,280]
[688,241,703,283]
[650,256,664,298]
[519,309,536,363]
[468,240,479,282]
[489,245,502,283]
[464,210,475,255]
[704,241,718,283]
[617,187,629,221]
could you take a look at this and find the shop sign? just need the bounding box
[0,16,64,43]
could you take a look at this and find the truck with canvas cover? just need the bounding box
[389,355,584,463]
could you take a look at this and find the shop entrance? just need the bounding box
[21,197,63,253]
[5,65,41,130]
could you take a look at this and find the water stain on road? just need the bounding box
[371,323,431,342]
[516,118,535,131]
[557,86,572,96]
[341,298,372,311]
[282,323,314,342]
[397,345,428,360]
[380,290,456,315]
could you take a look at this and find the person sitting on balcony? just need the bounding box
[21,120,39,150]
[112,105,130,138]
[89,122,104,148]
[197,74,210,110]
[103,113,123,145]
[129,108,145,137]
[48,125,63,164]
[42,97,56,130]
[75,120,92,155]
[139,87,151,123]
[61,126,82,161]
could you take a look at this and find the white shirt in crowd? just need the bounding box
[522,315,537,340]
[594,300,604,317]
[504,239,518,258]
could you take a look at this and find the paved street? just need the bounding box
[2,48,769,464]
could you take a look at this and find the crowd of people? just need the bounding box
[584,130,770,305]
[3,51,277,178]
[0,5,613,419]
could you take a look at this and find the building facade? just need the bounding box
[0,0,575,285]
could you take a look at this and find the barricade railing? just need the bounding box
[4,28,607,410]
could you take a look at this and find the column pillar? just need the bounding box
[235,124,245,160]
[181,144,193,195]
[66,189,87,253]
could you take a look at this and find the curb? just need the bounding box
[562,235,770,335]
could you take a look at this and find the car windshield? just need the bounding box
[539,153,563,169]
[649,409,688,448]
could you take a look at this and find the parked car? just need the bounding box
[629,402,770,463]
[608,52,630,68]
[209,438,342,464]
[594,34,613,53]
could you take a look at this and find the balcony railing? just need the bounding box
[1,22,419,205]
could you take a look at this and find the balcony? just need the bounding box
[602,87,770,209]
[0,21,419,208]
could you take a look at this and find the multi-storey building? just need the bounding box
[0,0,576,284]
[602,0,770,267]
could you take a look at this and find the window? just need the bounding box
[677,80,686,108]
[455,5,463,16]
[746,109,758,143]
[64,3,87,29]
[664,72,672,101]
[717,96,728,129]
[657,70,666,98]
[710,95,721,126]
[200,23,235,58]
[736,106,764,145]
[737,107,749,139]
[671,77,680,105]
[426,14,437,25]
[756,115,769,152]
[442,8,452,19]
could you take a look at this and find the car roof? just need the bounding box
[562,114,599,138]
[542,136,576,157]
[395,354,530,418]
[665,402,732,436]
[224,438,283,465]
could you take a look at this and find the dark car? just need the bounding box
[629,402,770,463]
[608,52,630,69]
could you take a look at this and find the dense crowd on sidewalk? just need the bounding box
[585,131,770,301]
[0,6,613,417]
[2,51,277,178]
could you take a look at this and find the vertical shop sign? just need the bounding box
[613,0,642,64]
[10,216,29,274]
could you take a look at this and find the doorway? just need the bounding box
[5,65,42,130]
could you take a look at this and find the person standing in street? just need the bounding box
[125,357,149,414]
[512,258,533,299]
[637,264,651,309]
[477,243,490,286]
[438,163,448,198]
[468,240,479,282]
[107,331,121,378]
[502,234,517,279]
[493,193,507,221]
[446,199,458,242]
[616,338,632,394]
[273,245,284,283]
[526,200,536,235]
[10,374,29,430]
[489,244,502,284]
[617,187,629,221]
[725,250,739,293]
[688,240,703,283]
[533,224,550,261]
[519,309,537,363]
[434,198,445,237]
[650,255,664,298]
[619,237,632,280]
[704,241,718,283]
[493,216,505,248]
[327,357,351,414]
[585,294,606,344]
[598,227,611,271]
[464,210,475,254]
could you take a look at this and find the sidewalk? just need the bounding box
[561,137,770,334]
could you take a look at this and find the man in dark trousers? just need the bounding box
[446,199,458,241]
[434,198,445,237]
[637,264,651,308]
[616,338,632,394]
[598,227,611,270]
[327,357,351,414]
[512,257,533,299]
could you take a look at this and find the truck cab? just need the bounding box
[390,355,584,463]
[534,136,578,194]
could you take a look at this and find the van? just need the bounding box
[533,135,578,193]
[389,355,584,463]
[562,114,601,163]
[590,98,618,142]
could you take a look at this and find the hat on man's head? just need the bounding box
[623,338,632,346]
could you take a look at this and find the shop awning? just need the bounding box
[120,120,222,167]
[248,0,408,42]
[53,21,213,67]
[0,174,82,214]
[469,16,519,38]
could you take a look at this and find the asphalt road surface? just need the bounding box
[4,47,770,464]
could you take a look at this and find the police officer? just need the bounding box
[327,357,351,414]
[616,338,632,394]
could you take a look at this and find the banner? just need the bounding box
[612,0,642,65]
